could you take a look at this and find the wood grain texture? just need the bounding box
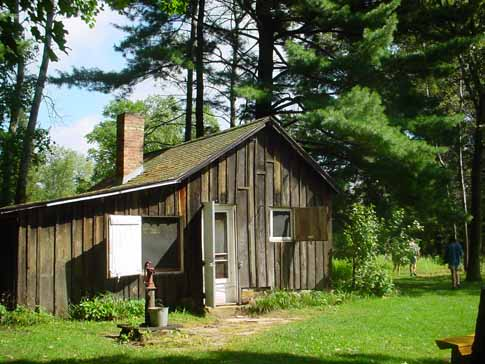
[265,136,275,289]
[16,214,27,306]
[26,213,37,308]
[71,205,83,303]
[39,209,55,312]
[218,158,227,204]
[55,206,71,316]
[226,151,236,205]
[247,140,257,287]
[236,144,249,288]
[255,135,267,287]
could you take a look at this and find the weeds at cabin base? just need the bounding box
[0,304,54,326]
[246,290,349,315]
[69,293,145,321]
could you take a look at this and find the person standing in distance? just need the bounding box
[445,238,464,289]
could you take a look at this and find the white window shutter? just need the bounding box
[108,215,142,278]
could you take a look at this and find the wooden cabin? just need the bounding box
[0,115,338,315]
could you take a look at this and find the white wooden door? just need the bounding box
[214,205,237,305]
[202,203,237,307]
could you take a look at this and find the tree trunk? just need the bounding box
[458,79,470,270]
[471,288,485,363]
[1,0,24,206]
[195,0,205,138]
[458,122,470,269]
[184,0,198,142]
[15,1,55,204]
[466,94,483,282]
[229,0,241,128]
[254,0,274,119]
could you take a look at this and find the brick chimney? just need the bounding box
[116,113,144,184]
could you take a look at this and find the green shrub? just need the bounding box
[0,305,54,326]
[246,290,347,315]
[69,293,144,321]
[0,304,7,324]
[331,258,353,289]
[353,260,394,297]
[338,203,395,296]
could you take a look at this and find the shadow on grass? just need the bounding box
[6,352,442,364]
[395,275,483,297]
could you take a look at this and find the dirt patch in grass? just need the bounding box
[141,306,302,349]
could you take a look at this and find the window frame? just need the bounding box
[269,208,294,242]
[141,215,184,275]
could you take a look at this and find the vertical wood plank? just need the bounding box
[39,210,55,312]
[93,201,105,293]
[281,149,290,207]
[26,213,37,308]
[71,205,83,304]
[209,163,218,202]
[218,158,227,204]
[324,200,333,288]
[226,151,236,205]
[129,191,140,215]
[290,155,300,290]
[148,188,160,216]
[273,148,281,207]
[265,135,275,289]
[306,185,316,289]
[188,175,202,307]
[55,206,71,316]
[300,174,308,289]
[17,214,27,306]
[236,144,249,288]
[140,190,150,216]
[82,203,94,296]
[280,147,292,289]
[255,135,267,287]
[166,187,176,216]
[201,167,210,203]
[247,140,257,287]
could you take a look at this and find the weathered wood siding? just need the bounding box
[12,126,333,313]
[198,128,333,291]
[0,217,18,307]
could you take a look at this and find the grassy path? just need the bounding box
[0,276,482,364]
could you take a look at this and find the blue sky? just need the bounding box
[38,9,163,155]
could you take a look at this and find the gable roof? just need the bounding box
[0,117,337,214]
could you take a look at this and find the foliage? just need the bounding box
[394,0,484,281]
[331,258,353,290]
[69,293,144,321]
[246,290,348,315]
[353,259,394,297]
[86,96,184,183]
[27,145,93,202]
[86,96,219,184]
[0,304,54,326]
[380,208,423,267]
[0,124,52,204]
[340,203,394,296]
[0,1,101,63]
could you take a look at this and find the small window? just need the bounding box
[142,216,183,273]
[270,208,293,242]
[108,215,183,278]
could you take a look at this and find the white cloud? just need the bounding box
[52,9,127,72]
[49,115,100,155]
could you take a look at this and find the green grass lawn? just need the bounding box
[1,272,482,364]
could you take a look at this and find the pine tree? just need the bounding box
[396,0,484,281]
[284,0,458,229]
